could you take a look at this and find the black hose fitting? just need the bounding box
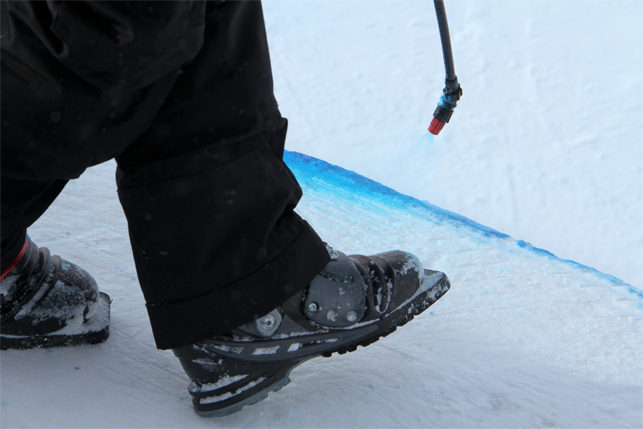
[429,0,462,135]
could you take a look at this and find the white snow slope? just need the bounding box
[1,152,641,428]
[264,0,643,289]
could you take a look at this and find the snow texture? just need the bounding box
[199,374,249,393]
[252,346,281,356]
[1,149,640,428]
[200,378,267,405]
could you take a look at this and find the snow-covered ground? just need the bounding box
[264,0,642,289]
[1,152,641,428]
[2,0,642,427]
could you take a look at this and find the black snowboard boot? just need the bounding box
[173,246,450,417]
[0,237,111,350]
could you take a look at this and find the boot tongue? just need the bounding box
[302,251,367,328]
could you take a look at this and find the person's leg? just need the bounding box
[2,2,451,416]
[1,0,329,351]
[0,0,198,347]
[115,1,330,350]
[1,0,193,261]
[110,3,451,418]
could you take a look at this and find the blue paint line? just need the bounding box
[515,240,640,297]
[284,151,509,239]
[284,150,638,296]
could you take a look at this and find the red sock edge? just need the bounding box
[0,239,29,281]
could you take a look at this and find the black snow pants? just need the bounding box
[1,0,330,349]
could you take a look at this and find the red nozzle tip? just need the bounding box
[429,118,446,135]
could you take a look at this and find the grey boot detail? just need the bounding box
[303,251,367,328]
[237,308,283,338]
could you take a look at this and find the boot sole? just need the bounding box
[194,364,299,417]
[182,269,450,417]
[0,292,111,350]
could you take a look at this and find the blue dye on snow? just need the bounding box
[515,239,643,298]
[284,150,641,298]
[284,150,509,240]
[628,289,643,299]
[75,367,80,370]
[409,133,435,161]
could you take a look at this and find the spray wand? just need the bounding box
[428,0,462,135]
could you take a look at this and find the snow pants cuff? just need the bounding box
[146,222,329,350]
[117,136,330,350]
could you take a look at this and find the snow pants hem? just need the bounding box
[146,221,329,350]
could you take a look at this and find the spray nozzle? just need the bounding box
[429,77,462,135]
[429,0,462,136]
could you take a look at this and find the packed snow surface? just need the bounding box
[1,151,640,428]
